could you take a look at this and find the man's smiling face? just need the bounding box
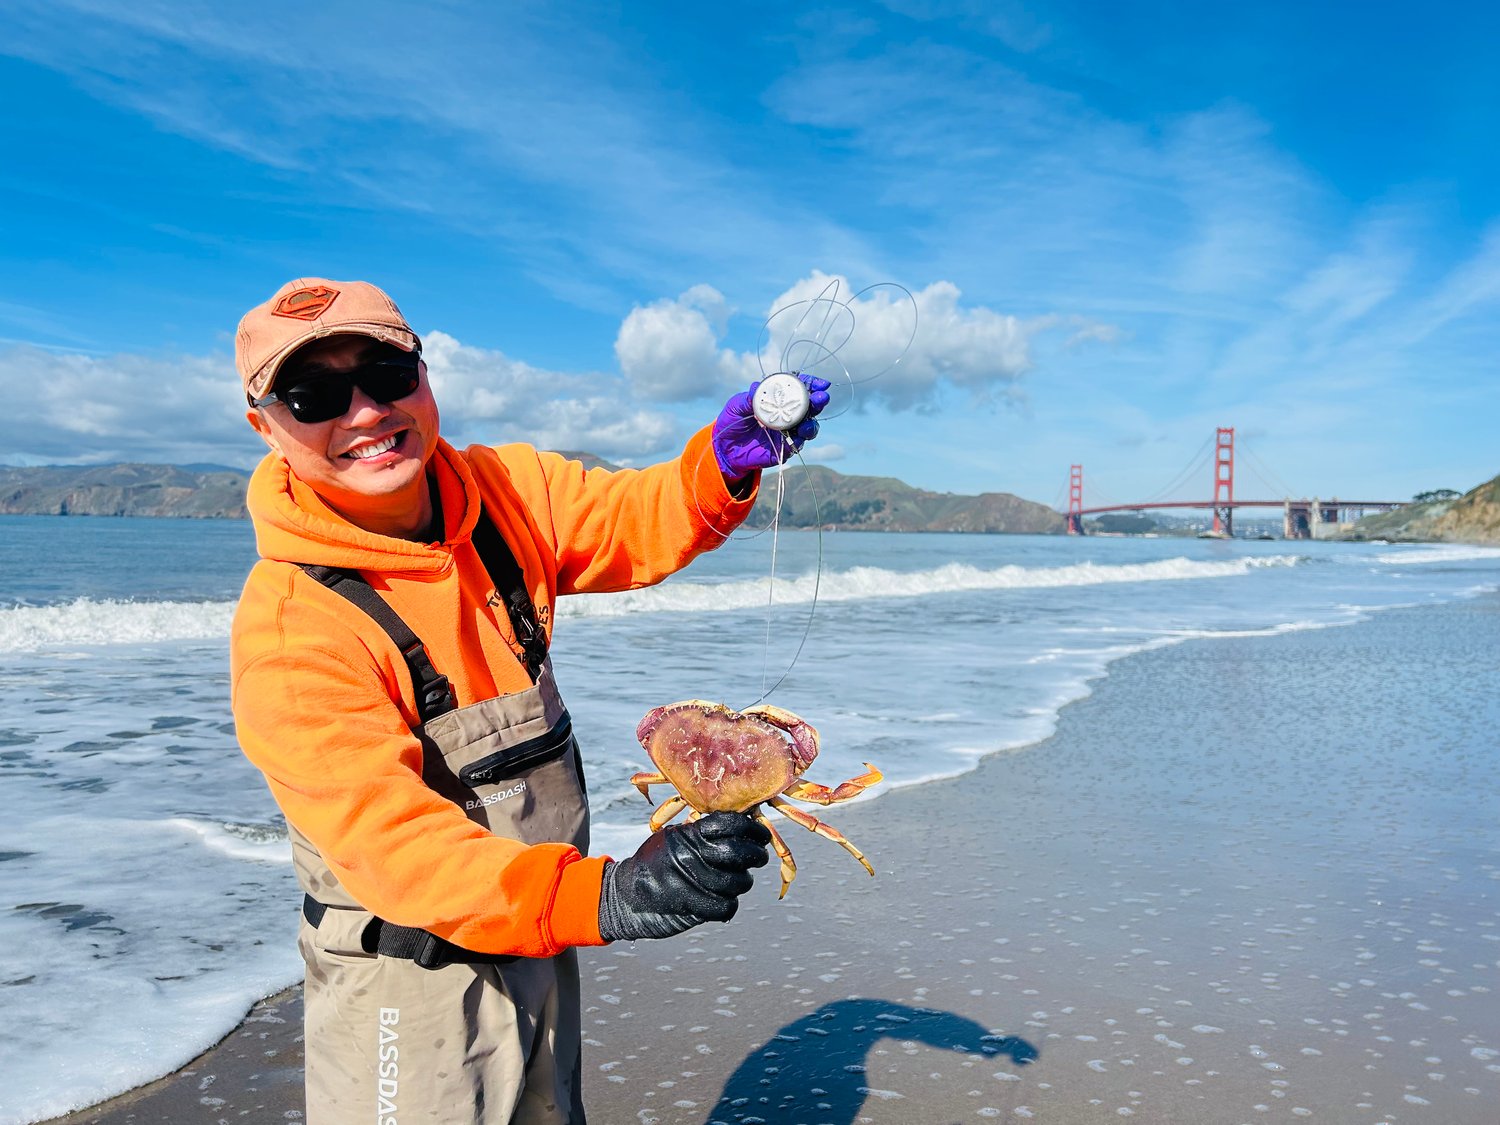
[247,334,441,537]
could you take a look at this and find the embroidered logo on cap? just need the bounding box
[272,285,339,321]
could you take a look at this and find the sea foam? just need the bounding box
[0,555,1303,650]
[559,554,1307,618]
[1374,543,1500,565]
[164,817,292,864]
[0,597,234,653]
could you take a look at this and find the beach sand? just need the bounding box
[46,595,1500,1124]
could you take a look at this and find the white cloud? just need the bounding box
[797,441,846,465]
[0,345,255,466]
[0,278,1112,470]
[874,279,1032,406]
[613,287,752,402]
[615,272,1115,414]
[0,330,695,468]
[399,331,682,461]
[766,274,1119,411]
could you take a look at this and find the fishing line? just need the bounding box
[742,449,824,711]
[683,279,918,705]
[684,434,822,707]
[756,280,918,426]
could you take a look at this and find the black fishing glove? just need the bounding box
[598,812,771,942]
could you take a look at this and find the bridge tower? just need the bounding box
[1211,427,1235,536]
[1067,464,1084,535]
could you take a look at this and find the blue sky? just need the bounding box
[2,1,1497,508]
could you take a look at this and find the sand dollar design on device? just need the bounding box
[751,372,813,432]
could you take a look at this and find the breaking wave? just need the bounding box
[0,598,235,653]
[560,553,1307,617]
[0,555,1304,650]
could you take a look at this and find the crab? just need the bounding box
[631,700,882,898]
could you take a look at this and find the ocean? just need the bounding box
[2,512,1499,1123]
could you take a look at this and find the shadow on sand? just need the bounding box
[703,998,1037,1124]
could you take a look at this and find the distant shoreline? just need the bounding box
[0,461,1068,533]
[1,510,247,520]
[7,460,1497,541]
[9,511,1497,546]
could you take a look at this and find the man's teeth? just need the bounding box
[346,433,401,460]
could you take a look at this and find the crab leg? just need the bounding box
[781,763,883,805]
[630,770,669,799]
[767,795,875,877]
[648,795,690,831]
[755,811,798,898]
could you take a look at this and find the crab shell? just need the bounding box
[635,700,820,813]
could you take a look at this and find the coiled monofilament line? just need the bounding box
[758,279,918,424]
[685,279,917,705]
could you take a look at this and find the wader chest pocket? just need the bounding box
[459,718,575,786]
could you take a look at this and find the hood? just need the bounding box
[246,437,482,572]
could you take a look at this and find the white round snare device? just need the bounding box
[751,372,812,431]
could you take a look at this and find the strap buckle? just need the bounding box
[413,932,447,970]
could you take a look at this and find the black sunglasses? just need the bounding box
[250,346,422,424]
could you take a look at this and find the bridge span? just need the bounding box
[1066,429,1404,538]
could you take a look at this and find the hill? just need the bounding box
[0,457,1062,534]
[1342,473,1500,544]
[748,464,1064,533]
[0,463,252,518]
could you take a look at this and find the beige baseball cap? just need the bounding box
[235,278,419,399]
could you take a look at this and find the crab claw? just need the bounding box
[740,703,819,773]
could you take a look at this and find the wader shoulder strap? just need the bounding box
[471,507,549,683]
[298,564,457,724]
[292,503,551,968]
[299,505,546,708]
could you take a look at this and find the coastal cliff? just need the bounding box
[0,463,251,519]
[1343,472,1500,544]
[0,459,1064,534]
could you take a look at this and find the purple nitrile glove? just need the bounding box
[712,374,832,481]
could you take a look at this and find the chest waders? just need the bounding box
[294,510,589,1125]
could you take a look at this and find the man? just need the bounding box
[229,278,828,1124]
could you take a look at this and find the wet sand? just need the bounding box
[47,595,1500,1124]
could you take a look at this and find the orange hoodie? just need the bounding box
[231,427,754,958]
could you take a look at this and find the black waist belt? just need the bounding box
[303,895,518,971]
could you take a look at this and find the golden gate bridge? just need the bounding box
[1064,427,1404,539]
